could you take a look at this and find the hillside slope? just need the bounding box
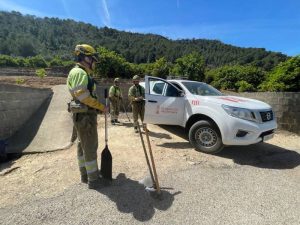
[0,11,287,70]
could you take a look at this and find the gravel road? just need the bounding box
[0,115,299,225]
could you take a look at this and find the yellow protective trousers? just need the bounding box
[73,112,99,181]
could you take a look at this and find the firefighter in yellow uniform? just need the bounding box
[109,78,123,125]
[128,75,145,133]
[67,44,107,189]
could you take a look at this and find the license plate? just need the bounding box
[263,133,274,141]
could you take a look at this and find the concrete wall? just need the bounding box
[233,92,300,134]
[0,84,52,139]
[95,78,133,111]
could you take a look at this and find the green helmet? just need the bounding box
[114,78,120,82]
[132,75,140,81]
[74,44,99,62]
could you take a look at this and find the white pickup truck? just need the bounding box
[143,76,277,154]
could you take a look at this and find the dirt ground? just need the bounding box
[1,76,300,208]
[0,76,67,88]
[1,114,300,208]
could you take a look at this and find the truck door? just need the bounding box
[144,76,185,125]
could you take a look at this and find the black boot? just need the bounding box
[88,178,104,189]
[134,126,138,133]
[81,175,88,184]
[111,119,115,125]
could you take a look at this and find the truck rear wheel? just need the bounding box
[189,120,224,154]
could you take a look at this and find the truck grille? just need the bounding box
[260,111,273,122]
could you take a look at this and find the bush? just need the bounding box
[172,52,205,81]
[49,56,64,67]
[259,56,300,91]
[0,55,18,67]
[15,78,25,84]
[36,68,47,78]
[28,55,48,68]
[236,80,255,92]
[207,65,265,91]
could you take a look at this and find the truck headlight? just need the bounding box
[222,105,257,122]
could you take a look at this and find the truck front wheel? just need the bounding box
[189,120,224,154]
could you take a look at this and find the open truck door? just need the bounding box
[144,76,185,125]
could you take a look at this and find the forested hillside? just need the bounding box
[0,11,287,70]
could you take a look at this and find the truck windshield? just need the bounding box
[182,82,223,96]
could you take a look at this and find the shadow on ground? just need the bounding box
[116,122,172,139]
[96,173,181,222]
[0,153,21,173]
[220,143,300,169]
[157,142,192,149]
[157,124,300,169]
[159,125,188,140]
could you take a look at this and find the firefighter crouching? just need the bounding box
[128,75,146,133]
[67,44,107,189]
[109,78,123,125]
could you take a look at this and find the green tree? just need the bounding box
[259,56,300,91]
[151,57,171,78]
[95,47,135,78]
[17,39,36,57]
[207,65,265,91]
[172,52,205,81]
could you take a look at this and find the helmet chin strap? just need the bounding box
[80,56,93,72]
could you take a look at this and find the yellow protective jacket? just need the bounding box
[109,85,122,101]
[128,84,145,103]
[67,64,105,111]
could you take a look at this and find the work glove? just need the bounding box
[135,96,144,101]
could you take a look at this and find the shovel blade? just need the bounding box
[101,145,112,180]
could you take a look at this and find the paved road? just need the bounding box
[1,160,299,225]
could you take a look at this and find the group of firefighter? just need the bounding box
[67,44,146,189]
[109,76,145,133]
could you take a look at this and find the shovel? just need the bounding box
[101,88,112,180]
[136,122,155,187]
[121,99,131,122]
[137,122,162,198]
[144,124,161,195]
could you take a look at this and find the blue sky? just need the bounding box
[0,0,299,56]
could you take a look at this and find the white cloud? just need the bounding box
[61,0,72,18]
[100,0,111,27]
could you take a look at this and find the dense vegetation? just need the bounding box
[0,11,299,92]
[0,11,287,69]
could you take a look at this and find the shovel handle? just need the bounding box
[121,99,131,122]
[137,122,155,186]
[104,88,108,143]
[144,124,161,194]
[104,88,108,99]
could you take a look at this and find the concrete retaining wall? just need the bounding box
[95,78,133,111]
[233,92,300,134]
[0,84,52,139]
